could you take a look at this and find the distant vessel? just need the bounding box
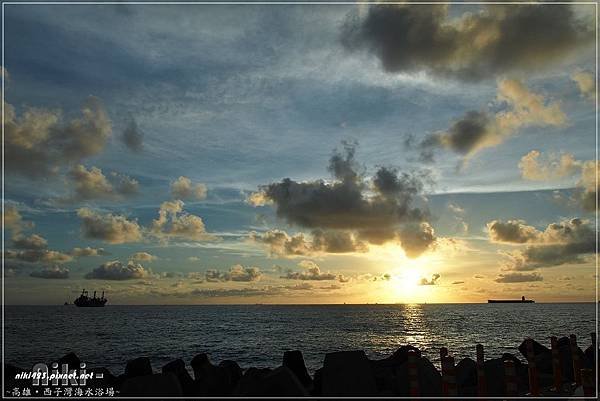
[74,289,107,307]
[488,296,534,303]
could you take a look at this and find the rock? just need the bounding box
[261,366,309,396]
[322,350,377,396]
[518,338,553,373]
[87,367,117,388]
[556,336,586,382]
[190,353,213,382]
[55,352,81,370]
[416,356,443,396]
[219,360,243,391]
[121,372,182,396]
[233,367,272,395]
[311,368,323,396]
[125,357,153,378]
[584,345,597,369]
[162,359,196,395]
[283,350,312,389]
[456,357,477,391]
[386,345,421,365]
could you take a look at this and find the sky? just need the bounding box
[2,2,597,304]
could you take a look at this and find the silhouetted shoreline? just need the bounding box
[4,335,597,397]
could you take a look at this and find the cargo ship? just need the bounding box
[74,289,107,307]
[488,296,534,303]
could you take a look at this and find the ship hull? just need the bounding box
[488,300,535,303]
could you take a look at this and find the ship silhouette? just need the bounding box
[74,289,107,307]
[488,295,534,303]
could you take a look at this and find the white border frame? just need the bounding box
[1,1,598,399]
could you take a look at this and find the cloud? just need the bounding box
[12,234,48,250]
[578,160,598,213]
[60,164,139,202]
[250,142,435,258]
[495,272,543,283]
[30,266,70,279]
[170,176,207,200]
[417,79,566,160]
[69,247,109,257]
[77,208,143,244]
[487,220,540,244]
[571,70,596,102]
[5,249,73,264]
[130,252,157,262]
[490,218,595,270]
[419,273,440,285]
[85,260,152,280]
[151,200,213,241]
[246,191,272,206]
[451,281,465,285]
[518,150,581,181]
[250,228,367,257]
[121,118,144,152]
[518,153,597,212]
[205,264,262,282]
[4,205,33,234]
[280,260,345,282]
[5,96,112,178]
[284,282,314,291]
[341,4,594,80]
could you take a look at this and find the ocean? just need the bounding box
[4,303,596,375]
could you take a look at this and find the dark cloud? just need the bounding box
[30,266,70,279]
[250,228,367,257]
[487,220,540,244]
[451,281,465,285]
[205,265,262,282]
[85,260,152,280]
[419,273,440,286]
[490,218,596,270]
[5,96,112,178]
[495,272,543,283]
[77,208,143,244]
[251,142,436,258]
[414,80,566,160]
[12,234,48,250]
[280,260,346,282]
[341,4,594,80]
[121,118,144,152]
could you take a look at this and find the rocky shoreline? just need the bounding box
[4,335,597,397]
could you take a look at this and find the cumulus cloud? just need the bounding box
[130,252,157,262]
[246,191,272,206]
[5,249,73,264]
[85,260,152,280]
[280,260,346,282]
[30,266,70,279]
[12,234,48,250]
[419,273,440,286]
[571,70,596,102]
[489,218,595,270]
[170,176,207,200]
[77,208,143,244]
[519,150,581,181]
[69,247,108,257]
[250,142,436,258]
[518,152,597,212]
[205,264,262,282]
[151,200,212,241]
[60,164,139,202]
[416,79,566,160]
[250,228,367,257]
[341,4,594,80]
[4,205,33,234]
[121,118,144,152]
[4,96,112,178]
[495,272,543,283]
